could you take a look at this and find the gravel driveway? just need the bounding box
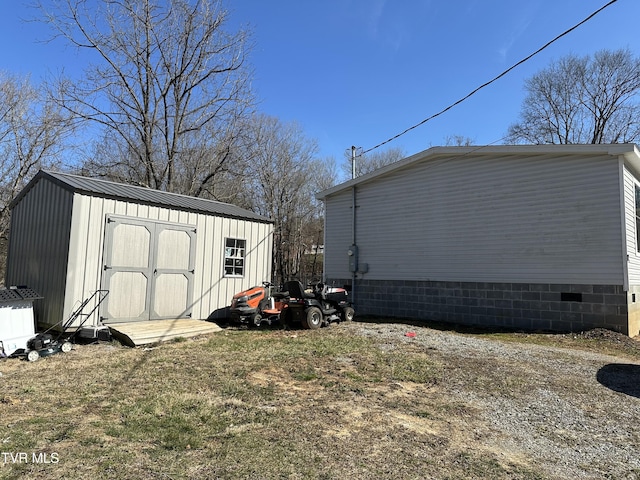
[346,322,640,480]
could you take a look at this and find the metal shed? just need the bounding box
[6,171,273,333]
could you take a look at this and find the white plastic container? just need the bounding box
[0,288,40,356]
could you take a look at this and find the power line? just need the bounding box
[362,0,619,155]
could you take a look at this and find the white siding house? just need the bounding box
[318,144,640,337]
[6,171,273,330]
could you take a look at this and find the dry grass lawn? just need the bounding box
[1,318,639,479]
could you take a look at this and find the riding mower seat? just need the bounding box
[272,290,289,300]
[283,281,315,300]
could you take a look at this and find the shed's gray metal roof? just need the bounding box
[12,170,271,223]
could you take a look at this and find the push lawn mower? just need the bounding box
[229,282,288,327]
[20,290,108,362]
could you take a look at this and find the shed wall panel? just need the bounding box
[6,179,74,326]
[325,153,624,285]
[64,194,272,326]
[66,195,105,319]
[213,217,274,308]
[194,213,215,316]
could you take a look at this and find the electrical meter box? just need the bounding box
[348,244,359,273]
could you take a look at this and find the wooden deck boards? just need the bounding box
[108,319,222,347]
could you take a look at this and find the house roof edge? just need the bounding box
[316,143,640,200]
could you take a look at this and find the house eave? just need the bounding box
[316,143,640,200]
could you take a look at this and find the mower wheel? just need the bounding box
[61,341,73,353]
[302,307,322,330]
[250,313,262,327]
[27,350,40,362]
[341,307,355,322]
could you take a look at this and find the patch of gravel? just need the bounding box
[344,321,640,480]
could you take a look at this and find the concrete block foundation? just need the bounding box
[329,278,633,336]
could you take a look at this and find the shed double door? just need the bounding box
[101,216,196,323]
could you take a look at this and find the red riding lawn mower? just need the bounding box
[229,280,355,329]
[229,281,288,327]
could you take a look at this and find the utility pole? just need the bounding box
[351,145,356,179]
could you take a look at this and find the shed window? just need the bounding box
[636,186,640,252]
[224,238,246,277]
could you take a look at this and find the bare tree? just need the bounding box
[444,135,475,146]
[0,73,75,283]
[42,0,254,194]
[241,114,330,286]
[344,146,406,179]
[507,49,640,144]
[83,119,250,205]
[303,156,338,282]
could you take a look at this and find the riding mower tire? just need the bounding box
[248,313,262,328]
[341,307,355,322]
[302,307,322,330]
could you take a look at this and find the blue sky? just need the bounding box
[1,0,638,163]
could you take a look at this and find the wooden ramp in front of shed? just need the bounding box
[109,319,222,347]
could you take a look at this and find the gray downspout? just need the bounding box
[351,146,357,306]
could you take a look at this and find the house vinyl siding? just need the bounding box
[320,145,640,336]
[326,152,624,285]
[323,190,354,279]
[624,164,640,286]
[623,162,640,336]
